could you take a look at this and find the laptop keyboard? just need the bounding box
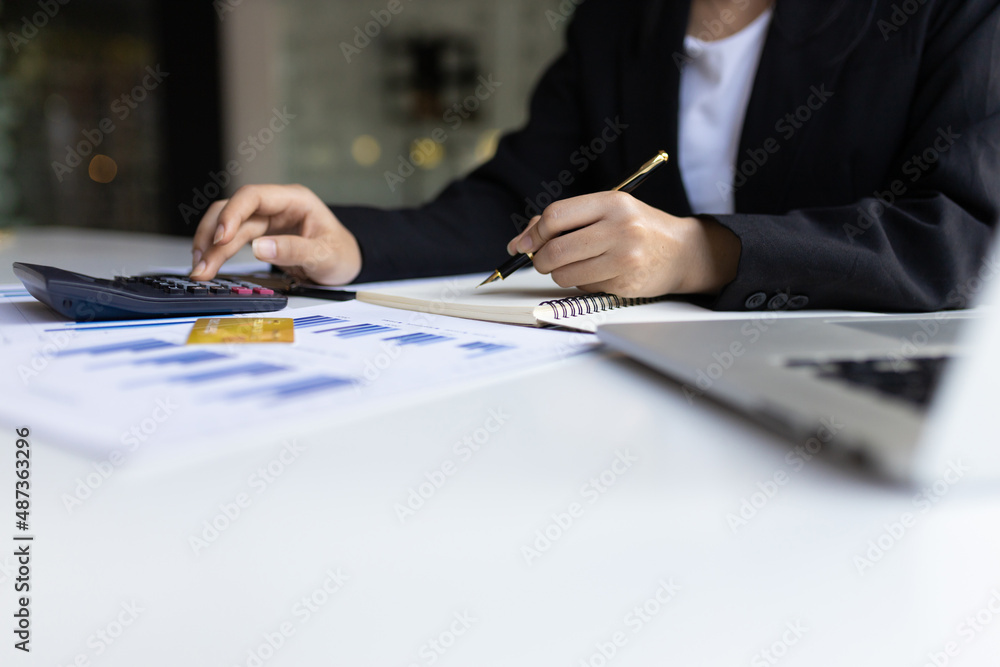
[787,356,951,407]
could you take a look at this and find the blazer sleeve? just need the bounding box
[709,0,1000,312]
[333,10,604,284]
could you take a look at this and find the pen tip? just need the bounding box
[477,271,501,288]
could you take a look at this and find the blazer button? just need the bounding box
[744,292,767,309]
[788,295,810,310]
[767,293,790,310]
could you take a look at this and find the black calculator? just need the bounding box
[13,262,288,322]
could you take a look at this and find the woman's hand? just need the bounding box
[190,184,362,285]
[506,191,741,297]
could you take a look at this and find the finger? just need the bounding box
[577,262,659,298]
[577,277,646,297]
[191,199,229,264]
[548,254,619,290]
[253,234,353,285]
[515,191,633,255]
[530,222,613,274]
[507,216,540,255]
[191,216,270,279]
[213,184,314,247]
[251,234,326,272]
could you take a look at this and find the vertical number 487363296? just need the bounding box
[15,427,30,532]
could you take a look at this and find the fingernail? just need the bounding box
[253,238,277,260]
[191,260,207,276]
[516,236,535,254]
[191,249,202,267]
[213,226,225,244]
[506,239,518,256]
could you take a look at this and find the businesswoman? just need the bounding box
[190,0,1000,312]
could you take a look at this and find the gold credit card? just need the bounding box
[187,317,295,344]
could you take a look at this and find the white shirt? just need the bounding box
[678,8,774,215]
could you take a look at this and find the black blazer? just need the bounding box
[334,0,1000,311]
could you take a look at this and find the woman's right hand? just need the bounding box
[190,184,362,285]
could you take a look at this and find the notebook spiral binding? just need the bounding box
[538,293,666,319]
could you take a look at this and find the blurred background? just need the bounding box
[0,0,570,236]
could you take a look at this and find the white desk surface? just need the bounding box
[2,227,999,666]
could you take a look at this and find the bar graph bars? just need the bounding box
[36,312,528,411]
[131,350,230,366]
[225,375,355,400]
[459,342,514,357]
[1,299,593,456]
[56,338,177,356]
[293,315,348,329]
[318,323,398,338]
[167,362,289,384]
[384,332,454,346]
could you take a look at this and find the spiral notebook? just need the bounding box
[355,269,716,333]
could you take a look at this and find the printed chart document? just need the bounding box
[0,297,596,458]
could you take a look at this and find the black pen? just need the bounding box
[477,150,670,287]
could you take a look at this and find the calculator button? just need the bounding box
[210,286,229,294]
[186,286,209,294]
[231,287,253,295]
[164,287,184,294]
[253,287,274,295]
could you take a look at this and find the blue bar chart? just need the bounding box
[460,341,514,357]
[293,315,348,329]
[168,362,289,384]
[317,323,398,337]
[1,300,595,454]
[384,332,454,346]
[226,375,356,400]
[56,338,178,356]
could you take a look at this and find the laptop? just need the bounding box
[597,247,1000,484]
